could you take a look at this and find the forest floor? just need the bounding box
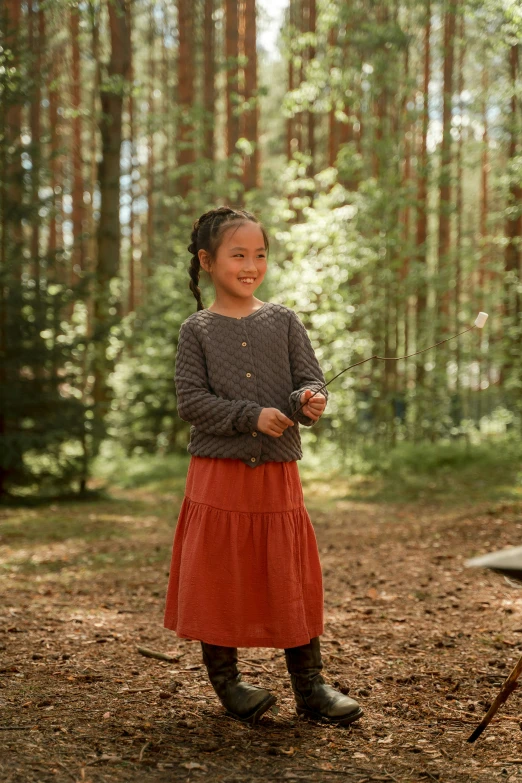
[2,456,522,783]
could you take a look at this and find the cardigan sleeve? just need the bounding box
[287,311,329,427]
[175,321,264,437]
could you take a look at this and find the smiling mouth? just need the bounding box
[239,279,256,284]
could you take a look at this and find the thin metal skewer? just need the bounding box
[289,319,486,422]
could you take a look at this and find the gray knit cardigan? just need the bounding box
[174,301,329,468]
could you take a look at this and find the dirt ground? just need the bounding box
[2,465,522,783]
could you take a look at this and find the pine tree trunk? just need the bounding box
[327,26,337,168]
[242,0,259,190]
[287,0,295,160]
[0,0,23,496]
[414,0,431,423]
[480,62,492,390]
[503,43,522,389]
[70,5,85,288]
[400,45,411,376]
[306,0,316,176]
[29,1,43,295]
[147,7,155,266]
[48,46,62,272]
[296,0,305,154]
[437,0,458,330]
[91,0,131,455]
[225,0,240,159]
[86,1,101,334]
[204,0,216,161]
[454,11,465,417]
[177,0,195,195]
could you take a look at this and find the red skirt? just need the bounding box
[163,455,324,648]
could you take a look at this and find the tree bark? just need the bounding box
[177,0,195,195]
[242,0,259,190]
[29,1,43,295]
[306,0,316,176]
[454,11,465,413]
[437,0,458,330]
[91,0,131,454]
[287,0,295,160]
[203,0,216,162]
[414,0,431,395]
[0,0,23,496]
[502,43,522,386]
[225,0,240,159]
[70,4,85,288]
[147,6,155,265]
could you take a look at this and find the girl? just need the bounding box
[163,206,363,727]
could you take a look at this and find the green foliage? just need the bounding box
[106,265,191,457]
[0,266,95,497]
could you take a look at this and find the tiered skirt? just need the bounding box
[163,455,324,648]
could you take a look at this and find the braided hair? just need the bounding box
[188,206,269,311]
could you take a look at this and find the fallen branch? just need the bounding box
[136,646,180,662]
[139,741,150,763]
[0,726,30,731]
[468,652,522,742]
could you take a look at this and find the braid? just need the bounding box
[188,223,205,312]
[187,206,270,312]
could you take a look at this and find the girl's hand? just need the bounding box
[257,408,295,438]
[300,390,326,421]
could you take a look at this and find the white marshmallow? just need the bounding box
[474,312,488,329]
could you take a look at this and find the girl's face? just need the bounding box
[200,221,267,302]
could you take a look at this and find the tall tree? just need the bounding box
[147,6,156,261]
[225,0,240,159]
[414,0,431,397]
[203,0,216,162]
[177,0,195,196]
[242,0,259,189]
[503,42,522,389]
[437,0,458,332]
[454,11,466,404]
[287,0,296,159]
[0,0,23,495]
[70,4,85,287]
[91,0,131,454]
[306,0,316,175]
[29,1,44,295]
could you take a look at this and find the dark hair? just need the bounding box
[188,206,269,311]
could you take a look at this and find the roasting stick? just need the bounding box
[468,655,522,743]
[289,312,489,421]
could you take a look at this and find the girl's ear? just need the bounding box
[198,248,211,272]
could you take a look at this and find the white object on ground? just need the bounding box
[474,312,488,328]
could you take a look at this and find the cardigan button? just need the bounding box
[252,432,257,437]
[241,342,247,347]
[246,372,251,378]
[251,457,256,462]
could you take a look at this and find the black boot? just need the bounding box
[201,642,277,725]
[284,637,363,727]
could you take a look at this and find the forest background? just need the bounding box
[1,0,522,498]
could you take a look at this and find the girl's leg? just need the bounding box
[284,637,363,726]
[201,642,277,725]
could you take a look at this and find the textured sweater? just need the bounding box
[174,301,329,468]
